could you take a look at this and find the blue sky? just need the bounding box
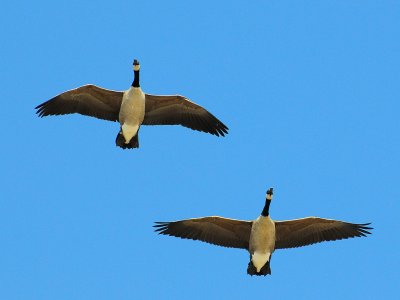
[1,0,399,299]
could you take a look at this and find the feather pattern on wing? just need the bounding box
[35,84,123,122]
[154,217,252,249]
[143,94,228,136]
[275,217,372,249]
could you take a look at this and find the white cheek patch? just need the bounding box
[133,65,140,71]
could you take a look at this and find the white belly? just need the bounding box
[252,251,271,272]
[119,87,145,143]
[121,123,139,143]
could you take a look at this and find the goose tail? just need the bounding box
[247,260,271,276]
[115,130,139,149]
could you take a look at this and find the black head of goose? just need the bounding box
[154,188,372,276]
[35,59,228,149]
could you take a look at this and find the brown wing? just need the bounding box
[275,217,372,249]
[35,84,123,122]
[143,94,229,136]
[154,216,252,249]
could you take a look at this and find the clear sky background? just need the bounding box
[1,1,399,299]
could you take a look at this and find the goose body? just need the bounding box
[35,59,228,149]
[119,86,145,144]
[154,188,372,276]
[249,215,275,273]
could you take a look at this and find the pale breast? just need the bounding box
[249,216,276,254]
[119,87,145,125]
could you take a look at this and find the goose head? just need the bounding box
[266,187,273,201]
[133,59,140,71]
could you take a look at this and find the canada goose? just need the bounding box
[154,188,372,276]
[35,59,228,149]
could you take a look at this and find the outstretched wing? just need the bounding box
[143,94,229,136]
[154,216,252,249]
[35,84,123,122]
[275,217,372,249]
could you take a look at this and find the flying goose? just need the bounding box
[35,59,228,149]
[154,188,372,276]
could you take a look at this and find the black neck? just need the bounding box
[132,70,140,87]
[261,199,271,217]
